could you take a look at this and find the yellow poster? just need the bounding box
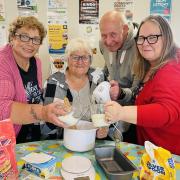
[48,24,68,54]
[0,0,5,21]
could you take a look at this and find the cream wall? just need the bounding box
[3,0,180,83]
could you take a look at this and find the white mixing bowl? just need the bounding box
[63,121,97,152]
[58,111,79,127]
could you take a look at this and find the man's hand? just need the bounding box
[110,80,121,100]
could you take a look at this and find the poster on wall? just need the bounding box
[47,10,67,25]
[48,24,68,54]
[0,24,6,46]
[47,0,68,24]
[47,0,68,73]
[113,0,134,22]
[0,0,5,21]
[78,24,99,54]
[78,0,99,54]
[79,0,99,24]
[150,0,172,22]
[49,54,67,74]
[48,0,67,9]
[17,0,38,16]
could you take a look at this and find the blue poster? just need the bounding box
[150,0,172,22]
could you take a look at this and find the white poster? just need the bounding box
[113,0,134,22]
[50,54,67,74]
[47,0,67,24]
[47,10,67,25]
[78,24,99,54]
[48,0,67,9]
[17,0,38,17]
[0,24,7,46]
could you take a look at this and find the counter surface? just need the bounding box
[16,140,180,179]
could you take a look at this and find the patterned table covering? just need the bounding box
[16,140,180,179]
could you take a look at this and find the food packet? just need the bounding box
[140,141,176,180]
[63,97,72,112]
[0,119,18,179]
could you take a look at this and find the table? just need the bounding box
[16,140,180,179]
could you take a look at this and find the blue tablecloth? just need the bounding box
[16,140,180,179]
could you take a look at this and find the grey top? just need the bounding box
[99,22,140,105]
[99,22,140,134]
[43,67,106,104]
[70,81,91,120]
[41,67,106,139]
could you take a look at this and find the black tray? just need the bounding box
[94,146,138,180]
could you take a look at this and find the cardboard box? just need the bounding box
[21,152,56,179]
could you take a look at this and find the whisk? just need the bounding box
[111,122,123,147]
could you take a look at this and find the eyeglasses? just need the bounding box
[14,33,41,45]
[70,55,91,62]
[135,34,162,45]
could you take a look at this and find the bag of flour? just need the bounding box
[140,141,176,180]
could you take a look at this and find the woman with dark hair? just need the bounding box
[105,15,180,155]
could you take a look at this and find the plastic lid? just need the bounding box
[62,156,92,174]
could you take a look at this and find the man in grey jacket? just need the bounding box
[99,10,139,142]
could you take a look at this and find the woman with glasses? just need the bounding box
[104,15,180,155]
[0,16,68,143]
[43,37,109,139]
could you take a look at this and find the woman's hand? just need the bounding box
[96,127,109,139]
[42,101,68,128]
[104,101,123,123]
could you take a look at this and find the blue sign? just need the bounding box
[150,0,172,22]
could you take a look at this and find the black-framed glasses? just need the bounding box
[70,55,91,62]
[14,33,41,45]
[135,34,162,45]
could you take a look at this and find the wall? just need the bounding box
[3,0,180,83]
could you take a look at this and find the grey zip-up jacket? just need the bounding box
[99,22,140,105]
[99,22,140,134]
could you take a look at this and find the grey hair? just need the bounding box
[99,10,128,28]
[134,15,178,80]
[65,37,93,62]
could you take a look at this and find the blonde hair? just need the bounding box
[8,16,46,44]
[133,15,178,80]
[65,37,93,62]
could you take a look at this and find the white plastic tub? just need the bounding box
[63,121,97,152]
